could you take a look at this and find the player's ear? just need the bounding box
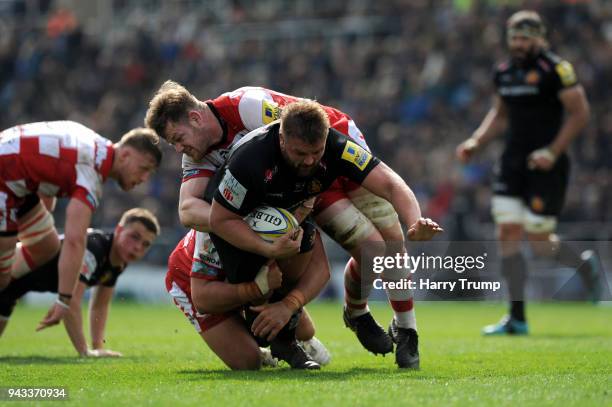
[188,110,202,127]
[114,224,124,236]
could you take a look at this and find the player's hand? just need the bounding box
[407,217,444,241]
[250,302,293,342]
[84,349,123,358]
[456,138,480,163]
[266,227,303,259]
[527,148,556,171]
[36,302,69,331]
[292,197,316,223]
[254,261,282,295]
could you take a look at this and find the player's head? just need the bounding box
[114,208,160,263]
[506,10,547,62]
[112,128,162,191]
[279,100,330,177]
[145,80,219,161]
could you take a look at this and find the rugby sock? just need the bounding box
[384,264,417,329]
[344,257,372,318]
[501,253,527,322]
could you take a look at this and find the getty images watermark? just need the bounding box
[358,241,611,301]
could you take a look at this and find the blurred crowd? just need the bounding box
[1,0,611,262]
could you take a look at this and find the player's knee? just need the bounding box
[227,347,262,371]
[497,224,523,242]
[527,233,557,258]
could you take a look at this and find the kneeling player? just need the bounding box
[166,228,331,370]
[0,208,159,357]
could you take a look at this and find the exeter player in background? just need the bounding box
[456,10,598,336]
[0,208,159,357]
[0,122,162,331]
[145,82,429,367]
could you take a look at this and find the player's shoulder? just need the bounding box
[540,50,578,86]
[230,122,278,159]
[86,228,112,248]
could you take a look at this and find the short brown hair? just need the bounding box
[144,80,201,139]
[119,207,160,235]
[280,100,330,144]
[117,127,162,167]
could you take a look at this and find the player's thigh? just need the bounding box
[200,315,262,370]
[16,197,59,266]
[315,197,380,257]
[347,185,403,242]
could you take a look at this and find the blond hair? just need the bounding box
[119,207,160,235]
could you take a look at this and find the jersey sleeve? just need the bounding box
[189,231,225,281]
[72,164,103,211]
[181,153,216,182]
[237,88,281,130]
[552,59,579,91]
[329,129,380,184]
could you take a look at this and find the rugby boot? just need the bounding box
[343,307,393,355]
[388,318,419,369]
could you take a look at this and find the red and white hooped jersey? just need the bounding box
[181,87,368,182]
[0,121,114,211]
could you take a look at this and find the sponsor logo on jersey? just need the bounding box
[264,168,275,183]
[525,70,540,85]
[191,260,220,278]
[262,100,281,124]
[218,170,247,209]
[498,85,539,96]
[555,61,577,87]
[81,250,98,280]
[341,140,372,171]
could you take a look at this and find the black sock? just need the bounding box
[501,253,527,322]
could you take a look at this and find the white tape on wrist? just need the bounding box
[254,265,270,295]
[55,298,70,309]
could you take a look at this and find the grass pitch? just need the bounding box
[1,301,610,406]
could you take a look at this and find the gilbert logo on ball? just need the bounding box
[244,206,299,242]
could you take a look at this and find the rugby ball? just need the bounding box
[244,206,299,242]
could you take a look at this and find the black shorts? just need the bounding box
[0,257,58,318]
[492,149,570,216]
[210,217,317,284]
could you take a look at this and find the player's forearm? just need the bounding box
[549,108,590,157]
[179,197,212,232]
[192,280,246,314]
[286,232,330,305]
[472,105,507,146]
[63,303,87,355]
[57,239,86,295]
[389,179,422,229]
[89,304,109,349]
[210,217,272,258]
[290,247,330,305]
